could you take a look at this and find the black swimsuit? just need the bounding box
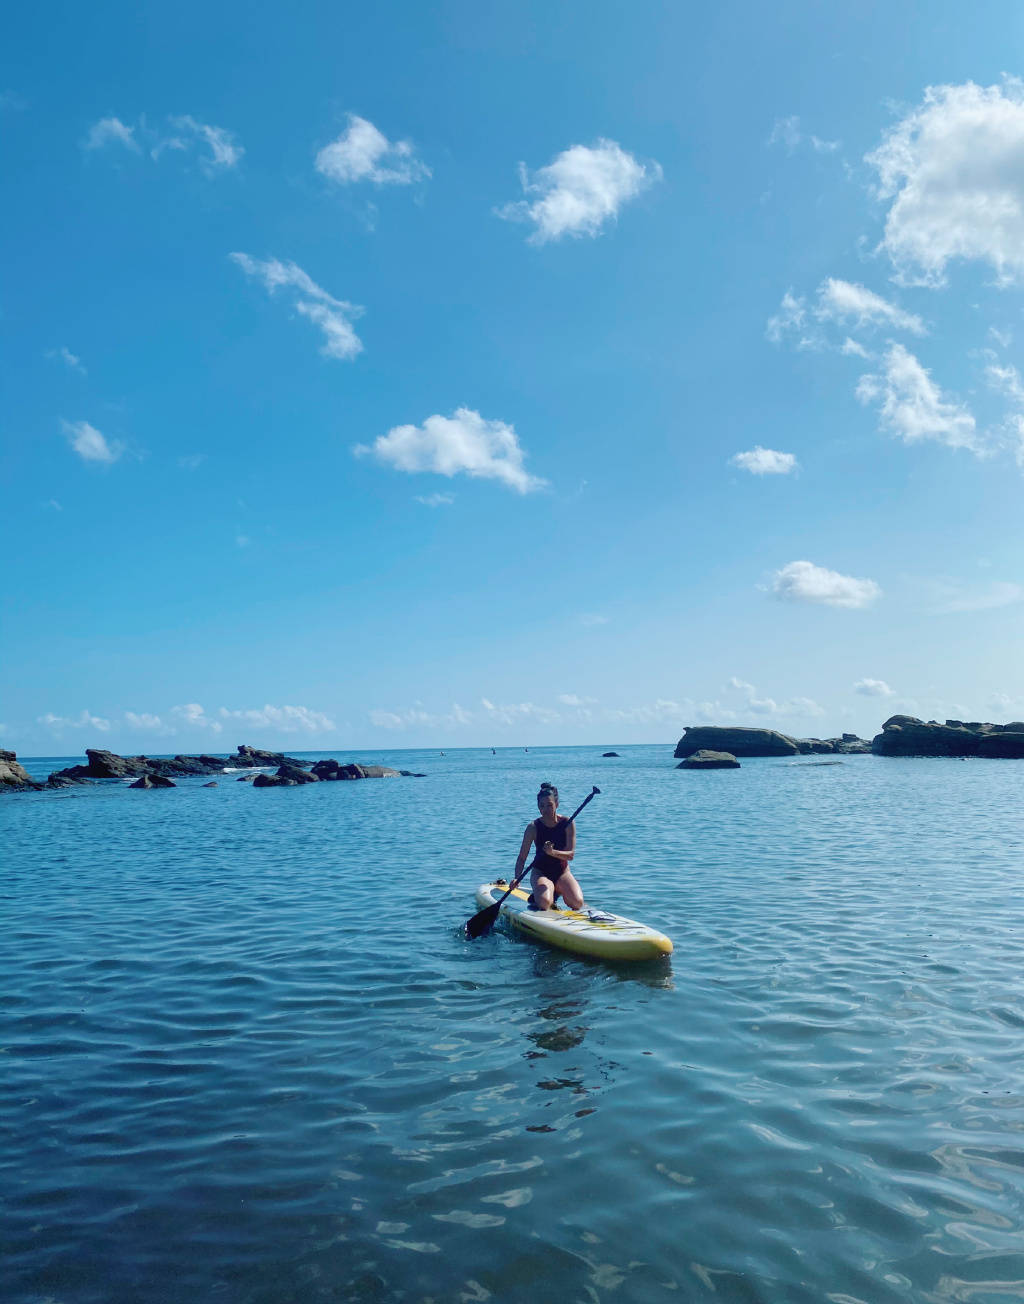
[530,816,569,879]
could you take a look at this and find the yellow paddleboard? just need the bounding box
[474,881,672,962]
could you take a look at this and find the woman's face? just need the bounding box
[537,791,558,819]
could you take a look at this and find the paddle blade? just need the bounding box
[465,901,501,939]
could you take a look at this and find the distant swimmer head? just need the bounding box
[537,782,559,812]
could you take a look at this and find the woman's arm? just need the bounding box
[514,824,536,879]
[542,821,576,863]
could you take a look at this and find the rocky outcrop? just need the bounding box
[129,775,176,789]
[233,745,311,769]
[677,749,740,769]
[602,751,620,757]
[0,750,42,790]
[675,727,798,758]
[311,759,400,781]
[795,735,872,755]
[47,745,312,785]
[872,716,1024,758]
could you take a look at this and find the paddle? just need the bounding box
[465,786,601,939]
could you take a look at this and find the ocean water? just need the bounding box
[3,744,1024,1304]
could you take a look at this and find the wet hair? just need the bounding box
[537,782,559,804]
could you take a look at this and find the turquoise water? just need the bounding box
[4,744,1024,1303]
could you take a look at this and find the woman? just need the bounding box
[514,782,585,911]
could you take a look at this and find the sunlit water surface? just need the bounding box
[3,745,1024,1303]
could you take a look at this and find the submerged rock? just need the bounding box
[129,775,176,789]
[602,751,620,758]
[678,749,740,769]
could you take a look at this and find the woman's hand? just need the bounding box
[543,840,554,855]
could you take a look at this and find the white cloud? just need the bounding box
[170,703,222,733]
[768,116,802,151]
[354,407,545,494]
[415,493,454,507]
[840,337,870,358]
[218,704,336,733]
[770,560,881,609]
[853,678,895,697]
[48,346,86,374]
[178,454,205,470]
[38,709,111,732]
[315,114,429,186]
[85,117,139,151]
[230,254,363,361]
[766,290,809,344]
[499,139,661,243]
[730,446,798,475]
[558,694,597,707]
[235,534,251,548]
[815,278,925,335]
[867,79,1024,285]
[46,499,62,511]
[168,115,243,169]
[768,116,840,154]
[988,326,1013,349]
[856,344,979,452]
[769,280,923,348]
[931,580,1024,614]
[125,712,164,729]
[87,114,242,171]
[724,677,824,718]
[61,419,123,464]
[986,360,1024,406]
[369,703,472,731]
[480,698,560,726]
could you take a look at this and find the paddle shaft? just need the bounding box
[465,786,600,937]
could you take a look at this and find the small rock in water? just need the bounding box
[678,750,740,770]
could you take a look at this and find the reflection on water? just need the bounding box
[4,746,1024,1303]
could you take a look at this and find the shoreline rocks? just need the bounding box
[674,727,872,758]
[871,715,1024,758]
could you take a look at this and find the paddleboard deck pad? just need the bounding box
[475,881,672,961]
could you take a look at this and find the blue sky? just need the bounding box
[5,0,1024,754]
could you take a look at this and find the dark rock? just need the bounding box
[602,751,620,757]
[278,764,318,784]
[234,745,310,769]
[872,715,1024,758]
[398,770,427,778]
[0,750,42,790]
[310,759,400,780]
[832,738,872,754]
[796,739,835,754]
[675,727,797,758]
[677,749,740,769]
[794,760,845,767]
[976,731,1024,758]
[253,773,295,787]
[129,775,176,788]
[202,781,218,788]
